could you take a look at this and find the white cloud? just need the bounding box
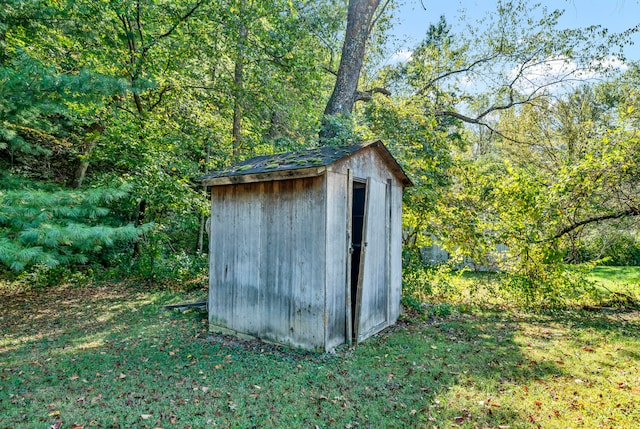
[388,49,413,64]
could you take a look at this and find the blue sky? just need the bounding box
[392,0,640,61]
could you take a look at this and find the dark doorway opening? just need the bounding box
[350,181,366,338]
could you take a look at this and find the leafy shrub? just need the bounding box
[428,302,453,317]
[583,230,640,266]
[497,260,601,308]
[0,175,148,273]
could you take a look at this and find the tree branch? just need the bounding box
[355,86,391,102]
[434,110,532,145]
[141,0,205,57]
[415,53,501,96]
[547,208,640,241]
[369,0,392,35]
[148,85,173,112]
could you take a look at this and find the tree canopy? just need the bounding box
[1,0,638,300]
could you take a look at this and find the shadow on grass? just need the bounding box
[2,284,638,428]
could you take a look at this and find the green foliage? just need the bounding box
[12,264,89,289]
[1,0,638,300]
[0,0,346,284]
[402,248,468,305]
[498,262,600,307]
[317,113,364,147]
[127,228,208,284]
[402,251,433,302]
[0,175,146,272]
[428,302,453,318]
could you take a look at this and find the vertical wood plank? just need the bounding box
[389,182,403,323]
[324,171,347,351]
[385,179,392,324]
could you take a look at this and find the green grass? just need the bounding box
[588,266,640,288]
[1,276,640,428]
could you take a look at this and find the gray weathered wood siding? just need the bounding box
[389,180,403,323]
[324,148,405,346]
[323,170,349,350]
[208,176,327,350]
[208,142,407,351]
[357,178,389,340]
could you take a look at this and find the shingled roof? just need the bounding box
[202,140,412,187]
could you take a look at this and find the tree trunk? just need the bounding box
[71,155,92,189]
[232,54,244,158]
[0,16,6,66]
[320,0,380,142]
[232,1,248,160]
[197,138,211,254]
[71,123,104,188]
[132,199,147,259]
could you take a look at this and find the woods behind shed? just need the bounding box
[203,140,412,352]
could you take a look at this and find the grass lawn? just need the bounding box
[588,266,640,289]
[1,279,639,428]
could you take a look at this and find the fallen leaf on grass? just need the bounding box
[140,414,152,420]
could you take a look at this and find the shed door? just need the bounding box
[350,180,368,343]
[354,178,390,343]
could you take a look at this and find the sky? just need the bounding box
[391,0,640,61]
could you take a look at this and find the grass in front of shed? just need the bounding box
[1,280,639,429]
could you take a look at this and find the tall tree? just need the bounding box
[320,0,387,142]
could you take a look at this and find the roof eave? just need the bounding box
[203,165,328,187]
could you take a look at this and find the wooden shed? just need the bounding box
[202,140,412,352]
